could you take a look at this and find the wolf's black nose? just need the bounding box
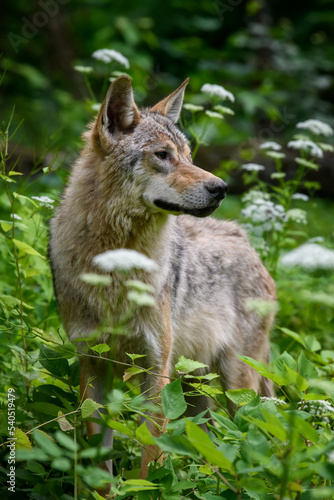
[205,180,228,200]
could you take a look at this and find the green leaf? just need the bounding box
[26,402,65,417]
[101,416,134,438]
[51,457,71,471]
[295,157,318,170]
[55,430,79,451]
[284,364,309,392]
[123,365,148,382]
[161,377,187,419]
[185,420,233,472]
[237,354,287,385]
[225,389,256,406]
[175,356,208,373]
[189,383,222,398]
[13,238,44,258]
[81,398,103,418]
[90,343,110,355]
[120,479,159,493]
[126,352,146,363]
[39,346,69,377]
[279,327,305,347]
[33,430,62,458]
[135,421,155,445]
[154,433,197,457]
[298,351,318,380]
[15,428,32,449]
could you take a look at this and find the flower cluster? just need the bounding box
[242,198,287,235]
[296,119,333,137]
[292,193,309,201]
[201,83,235,102]
[31,195,55,209]
[241,163,265,172]
[280,243,334,271]
[288,139,323,158]
[259,141,282,151]
[298,400,334,424]
[93,249,158,272]
[92,49,130,69]
[286,208,307,224]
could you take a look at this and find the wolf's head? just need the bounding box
[90,76,227,218]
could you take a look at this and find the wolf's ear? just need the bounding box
[93,76,140,150]
[150,77,190,123]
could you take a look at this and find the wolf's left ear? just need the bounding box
[150,77,190,123]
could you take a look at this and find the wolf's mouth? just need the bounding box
[153,199,220,218]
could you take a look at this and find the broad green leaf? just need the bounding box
[15,428,32,449]
[237,354,287,385]
[282,414,319,443]
[154,433,197,457]
[185,420,233,472]
[161,377,187,420]
[126,352,146,363]
[123,365,148,382]
[284,364,309,392]
[55,430,79,451]
[120,479,158,493]
[101,416,134,438]
[247,416,287,441]
[175,355,208,373]
[226,389,256,406]
[26,402,65,417]
[13,238,44,258]
[51,457,71,471]
[33,430,62,458]
[189,383,222,398]
[90,343,110,355]
[135,421,155,445]
[81,398,103,418]
[279,327,305,347]
[39,346,69,377]
[1,222,11,231]
[298,351,318,380]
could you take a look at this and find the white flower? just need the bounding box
[292,193,309,201]
[92,49,130,69]
[201,83,235,102]
[286,208,307,224]
[11,214,22,221]
[242,190,270,204]
[296,119,333,137]
[288,139,323,158]
[241,163,265,172]
[308,236,324,243]
[259,141,282,151]
[93,249,158,273]
[280,243,334,270]
[31,196,55,209]
[260,396,286,406]
[242,199,287,231]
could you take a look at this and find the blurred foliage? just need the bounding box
[1,0,334,161]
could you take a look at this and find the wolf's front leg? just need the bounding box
[139,294,173,478]
[79,356,114,476]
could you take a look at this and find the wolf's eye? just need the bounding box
[155,151,168,160]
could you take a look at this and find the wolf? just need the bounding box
[49,76,276,480]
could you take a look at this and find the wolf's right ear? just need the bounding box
[93,76,140,152]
